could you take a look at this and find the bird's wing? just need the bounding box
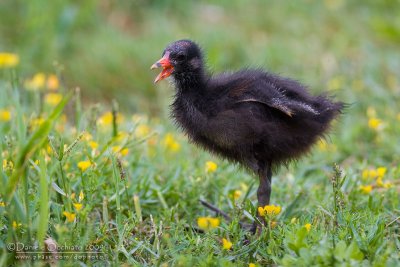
[236,98,294,117]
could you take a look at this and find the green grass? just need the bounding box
[1,0,400,266]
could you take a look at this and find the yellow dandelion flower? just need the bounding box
[135,124,151,138]
[369,169,377,178]
[259,204,281,216]
[232,190,242,200]
[205,161,218,173]
[359,185,373,194]
[0,53,19,68]
[2,159,14,171]
[112,146,128,156]
[0,109,11,122]
[208,218,220,228]
[46,74,59,90]
[25,73,46,91]
[163,133,181,152]
[88,141,98,150]
[368,118,383,130]
[197,217,209,229]
[77,161,91,172]
[12,221,22,229]
[98,112,123,126]
[79,190,84,202]
[290,217,298,224]
[383,182,393,189]
[121,148,129,156]
[376,177,384,187]
[249,264,256,267]
[70,192,76,200]
[73,203,83,212]
[45,93,63,106]
[197,217,220,230]
[63,211,76,223]
[82,132,93,141]
[362,169,370,180]
[258,207,266,217]
[376,167,386,177]
[222,238,233,250]
[304,223,312,232]
[318,139,328,151]
[0,202,5,207]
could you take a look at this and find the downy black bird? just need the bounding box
[151,39,343,230]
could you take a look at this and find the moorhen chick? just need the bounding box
[151,39,343,230]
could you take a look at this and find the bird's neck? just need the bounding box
[172,68,208,93]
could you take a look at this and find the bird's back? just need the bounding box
[205,69,344,166]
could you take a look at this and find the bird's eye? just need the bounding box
[176,54,186,61]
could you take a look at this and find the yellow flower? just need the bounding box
[205,161,218,173]
[30,117,45,130]
[88,141,99,150]
[258,204,281,217]
[112,146,129,156]
[70,193,76,200]
[197,217,220,230]
[362,169,370,180]
[222,238,233,250]
[0,109,11,122]
[304,223,312,232]
[163,133,181,152]
[12,221,22,229]
[368,118,383,130]
[2,159,14,171]
[79,190,84,202]
[73,203,83,212]
[47,74,59,90]
[25,73,46,91]
[135,124,151,138]
[318,139,328,151]
[383,182,393,189]
[376,167,386,177]
[232,190,242,200]
[45,93,63,106]
[270,221,278,228]
[0,53,19,68]
[0,202,5,207]
[77,161,91,172]
[83,132,93,141]
[120,148,129,156]
[360,185,373,194]
[98,112,123,126]
[290,217,298,224]
[209,218,220,228]
[63,211,76,223]
[376,177,384,187]
[249,264,256,267]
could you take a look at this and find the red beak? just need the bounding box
[151,52,174,83]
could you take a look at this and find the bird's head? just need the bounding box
[151,39,203,83]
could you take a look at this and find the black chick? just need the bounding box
[151,39,343,227]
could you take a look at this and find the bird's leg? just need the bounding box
[250,162,272,234]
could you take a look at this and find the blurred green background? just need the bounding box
[1,0,399,115]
